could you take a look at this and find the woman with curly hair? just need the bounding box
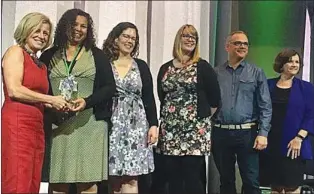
[102,22,158,193]
[40,8,116,193]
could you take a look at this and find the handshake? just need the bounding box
[44,96,86,112]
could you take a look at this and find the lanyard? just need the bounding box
[63,45,82,76]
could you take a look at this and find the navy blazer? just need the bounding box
[268,77,314,159]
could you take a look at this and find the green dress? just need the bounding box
[48,47,108,183]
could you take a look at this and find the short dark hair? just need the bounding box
[226,30,248,45]
[53,8,96,50]
[273,49,303,73]
[102,22,139,61]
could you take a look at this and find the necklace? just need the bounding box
[21,46,44,68]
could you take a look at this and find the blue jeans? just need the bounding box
[211,126,261,194]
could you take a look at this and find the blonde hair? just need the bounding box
[172,24,200,64]
[14,12,53,51]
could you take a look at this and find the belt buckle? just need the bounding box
[229,125,235,130]
[243,123,251,129]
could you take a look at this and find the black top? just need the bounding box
[157,59,221,118]
[268,86,291,155]
[39,46,116,121]
[133,58,158,127]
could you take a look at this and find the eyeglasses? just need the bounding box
[121,34,136,42]
[181,34,197,41]
[230,41,249,47]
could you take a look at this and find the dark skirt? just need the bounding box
[259,87,306,188]
[260,152,306,188]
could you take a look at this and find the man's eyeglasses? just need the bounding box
[121,34,137,42]
[181,34,197,41]
[230,41,249,47]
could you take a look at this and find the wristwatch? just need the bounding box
[296,134,305,140]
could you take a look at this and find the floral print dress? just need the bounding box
[109,60,154,176]
[155,63,212,156]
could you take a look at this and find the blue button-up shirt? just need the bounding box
[214,61,272,137]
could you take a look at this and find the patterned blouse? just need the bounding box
[156,63,212,156]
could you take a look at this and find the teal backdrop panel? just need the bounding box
[238,1,306,78]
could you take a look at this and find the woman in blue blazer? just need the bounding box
[260,49,314,193]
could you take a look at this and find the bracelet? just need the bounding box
[296,134,305,140]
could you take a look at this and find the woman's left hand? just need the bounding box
[287,137,302,159]
[148,126,158,145]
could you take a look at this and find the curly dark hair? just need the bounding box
[102,22,139,61]
[53,8,96,50]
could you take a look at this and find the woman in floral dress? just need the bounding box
[153,24,221,194]
[102,22,158,194]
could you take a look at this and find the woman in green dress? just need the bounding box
[40,9,115,193]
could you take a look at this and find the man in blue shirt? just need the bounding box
[212,31,272,194]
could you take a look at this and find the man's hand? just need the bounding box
[253,135,267,150]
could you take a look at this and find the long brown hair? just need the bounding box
[102,22,139,61]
